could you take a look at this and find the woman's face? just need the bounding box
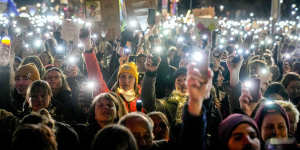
[119,72,135,91]
[45,71,63,93]
[175,75,187,94]
[227,123,260,150]
[94,98,117,125]
[40,53,50,66]
[286,80,300,100]
[29,91,51,112]
[261,113,288,141]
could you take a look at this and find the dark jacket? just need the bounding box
[52,89,81,124]
[73,123,102,150]
[55,121,80,150]
[0,66,13,112]
[11,89,26,118]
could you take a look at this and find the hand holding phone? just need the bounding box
[243,78,261,102]
[266,138,298,150]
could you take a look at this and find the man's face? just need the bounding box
[227,123,260,150]
[125,117,153,150]
[286,80,300,100]
[175,75,187,94]
[15,75,33,96]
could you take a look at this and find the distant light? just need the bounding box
[91,34,97,40]
[202,35,208,40]
[220,5,224,11]
[67,56,76,64]
[292,4,296,8]
[192,35,196,40]
[129,20,137,28]
[78,42,84,48]
[260,68,268,75]
[86,81,95,90]
[155,46,162,53]
[177,36,184,43]
[250,12,254,17]
[34,39,42,48]
[56,45,64,52]
[244,80,253,89]
[10,13,15,17]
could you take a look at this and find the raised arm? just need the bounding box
[180,64,213,149]
[140,55,161,113]
[80,29,109,96]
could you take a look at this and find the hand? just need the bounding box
[226,54,244,73]
[187,64,213,116]
[119,55,129,66]
[144,55,161,72]
[239,84,259,116]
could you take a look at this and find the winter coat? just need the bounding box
[83,51,144,113]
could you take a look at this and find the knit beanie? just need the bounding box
[118,62,139,85]
[218,114,260,147]
[16,63,40,81]
[254,101,290,132]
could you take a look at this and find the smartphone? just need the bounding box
[136,99,143,112]
[244,78,261,102]
[129,55,136,63]
[148,9,156,26]
[151,53,159,66]
[192,50,209,78]
[266,138,298,150]
[79,28,90,40]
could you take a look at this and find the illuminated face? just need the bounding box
[227,123,260,150]
[125,117,153,150]
[175,75,187,94]
[94,98,116,126]
[261,113,288,141]
[286,80,300,100]
[15,76,33,96]
[45,71,63,94]
[29,91,51,112]
[119,72,135,91]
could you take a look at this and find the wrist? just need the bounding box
[188,99,204,116]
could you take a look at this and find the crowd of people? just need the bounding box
[1,1,300,150]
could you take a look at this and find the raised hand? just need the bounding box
[144,55,161,72]
[186,64,213,116]
[239,83,260,116]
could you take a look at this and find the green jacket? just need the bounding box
[141,72,188,126]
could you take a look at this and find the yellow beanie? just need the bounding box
[16,63,40,81]
[118,62,139,84]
